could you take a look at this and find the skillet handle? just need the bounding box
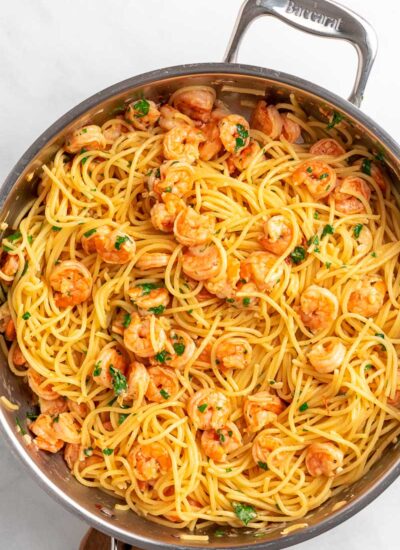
[224,0,377,107]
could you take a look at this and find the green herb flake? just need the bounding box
[53,414,59,423]
[83,447,93,456]
[122,313,131,328]
[319,172,329,180]
[214,529,225,538]
[242,297,251,307]
[353,224,363,239]
[27,235,33,244]
[26,411,38,420]
[325,261,332,269]
[118,413,129,425]
[2,245,12,252]
[197,403,208,413]
[15,417,26,435]
[225,468,232,473]
[307,234,320,247]
[52,226,62,232]
[160,388,170,400]
[306,166,313,174]
[299,402,309,412]
[80,148,88,165]
[290,246,306,265]
[102,448,113,456]
[327,111,344,129]
[7,231,22,242]
[114,235,130,250]
[226,298,235,303]
[257,461,269,470]
[321,224,334,238]
[371,252,377,258]
[216,429,225,443]
[155,350,171,363]
[364,364,374,371]
[82,128,88,134]
[164,186,172,193]
[233,503,257,526]
[173,342,185,356]
[228,430,233,437]
[375,150,385,162]
[137,282,162,296]
[313,212,319,219]
[109,365,127,396]
[148,305,165,315]
[236,124,248,140]
[93,361,102,377]
[361,158,372,176]
[21,261,29,276]
[22,311,31,320]
[133,98,150,118]
[235,137,245,152]
[83,228,97,238]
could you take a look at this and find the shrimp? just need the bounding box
[128,285,170,314]
[260,215,294,256]
[154,162,194,198]
[125,99,160,131]
[174,207,215,247]
[158,105,193,131]
[205,256,240,300]
[145,366,179,403]
[27,368,60,400]
[292,161,336,199]
[181,244,222,281]
[299,285,339,334]
[4,318,16,341]
[150,203,175,233]
[49,260,92,308]
[200,421,242,462]
[252,432,284,467]
[171,86,216,123]
[187,389,230,430]
[12,344,27,366]
[65,125,106,154]
[136,253,171,270]
[81,225,111,255]
[39,396,68,415]
[251,101,282,139]
[0,253,20,285]
[233,281,259,308]
[230,140,262,172]
[308,338,347,373]
[125,361,150,401]
[52,412,81,444]
[199,121,223,161]
[0,302,12,333]
[244,392,285,432]
[124,313,167,357]
[92,347,128,389]
[29,414,64,453]
[67,399,89,418]
[240,251,283,292]
[353,159,387,191]
[280,113,301,143]
[354,225,373,256]
[163,125,205,164]
[310,138,346,157]
[128,442,171,481]
[64,444,102,471]
[95,229,136,264]
[333,177,371,214]
[305,442,344,477]
[215,339,250,370]
[162,330,196,369]
[218,114,250,154]
[347,277,386,317]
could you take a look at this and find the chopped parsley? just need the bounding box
[160,388,170,400]
[197,403,208,413]
[114,235,130,250]
[26,411,38,420]
[148,305,165,315]
[313,212,319,219]
[133,99,150,118]
[22,312,31,320]
[234,124,248,151]
[83,228,97,238]
[136,282,162,296]
[325,261,332,269]
[216,429,225,443]
[122,313,131,328]
[164,186,172,193]
[52,226,61,232]
[53,414,59,423]
[2,245,12,252]
[290,246,306,265]
[7,231,22,241]
[118,413,129,425]
[21,261,29,276]
[299,402,309,412]
[257,461,269,470]
[80,148,88,164]
[306,166,313,174]
[327,111,344,129]
[353,224,363,239]
[109,365,127,396]
[361,158,372,176]
[155,350,171,363]
[173,342,185,356]
[371,252,377,257]
[321,224,334,238]
[226,468,232,473]
[27,235,33,244]
[226,298,235,303]
[102,448,113,456]
[307,234,319,247]
[214,529,225,537]
[233,503,257,526]
[228,430,233,437]
[93,361,102,377]
[242,297,251,307]
[319,172,329,180]
[364,364,374,371]
[375,150,385,162]
[83,447,93,456]
[16,417,26,435]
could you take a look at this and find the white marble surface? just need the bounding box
[0,0,399,548]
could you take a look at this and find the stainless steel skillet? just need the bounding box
[0,1,399,548]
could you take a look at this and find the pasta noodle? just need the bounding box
[1,86,400,532]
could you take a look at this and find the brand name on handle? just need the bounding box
[285,1,342,30]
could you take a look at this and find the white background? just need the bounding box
[0,0,399,548]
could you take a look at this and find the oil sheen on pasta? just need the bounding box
[1,85,400,532]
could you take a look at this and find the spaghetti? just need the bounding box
[1,86,400,532]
